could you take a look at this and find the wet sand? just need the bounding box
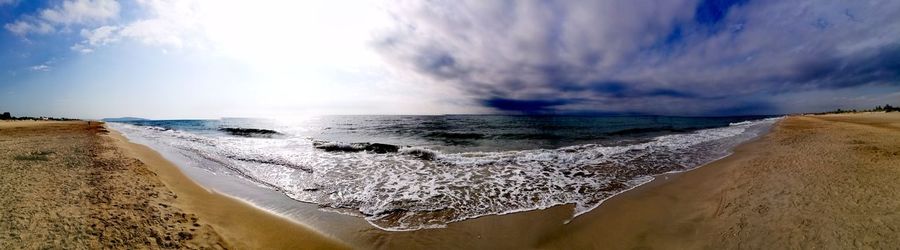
[0,121,346,249]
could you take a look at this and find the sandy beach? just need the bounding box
[538,112,900,249]
[0,121,345,249]
[2,113,898,249]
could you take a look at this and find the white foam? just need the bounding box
[729,121,753,126]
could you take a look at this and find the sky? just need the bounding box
[0,0,898,119]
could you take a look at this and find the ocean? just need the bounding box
[109,115,779,231]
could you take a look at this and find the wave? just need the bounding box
[219,127,281,137]
[312,140,441,160]
[728,121,753,126]
[313,141,400,154]
[146,126,171,132]
[399,147,440,161]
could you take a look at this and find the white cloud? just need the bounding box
[67,25,119,54]
[39,0,120,25]
[81,25,120,45]
[119,19,186,48]
[4,20,55,36]
[30,64,51,72]
[4,0,119,37]
[72,0,204,52]
[70,43,94,54]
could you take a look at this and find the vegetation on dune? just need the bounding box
[873,104,900,112]
[815,104,900,115]
[0,111,77,121]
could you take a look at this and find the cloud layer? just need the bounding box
[3,0,899,116]
[376,0,900,115]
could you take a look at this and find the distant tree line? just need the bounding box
[815,104,900,114]
[873,105,900,112]
[0,111,78,121]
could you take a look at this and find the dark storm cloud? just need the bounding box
[481,98,572,113]
[792,45,900,89]
[377,0,900,115]
[694,0,748,26]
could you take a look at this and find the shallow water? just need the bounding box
[109,115,778,231]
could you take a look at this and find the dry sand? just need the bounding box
[0,121,346,249]
[0,121,225,248]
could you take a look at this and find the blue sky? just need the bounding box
[1,0,899,119]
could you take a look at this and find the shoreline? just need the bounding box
[106,126,349,249]
[105,116,782,248]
